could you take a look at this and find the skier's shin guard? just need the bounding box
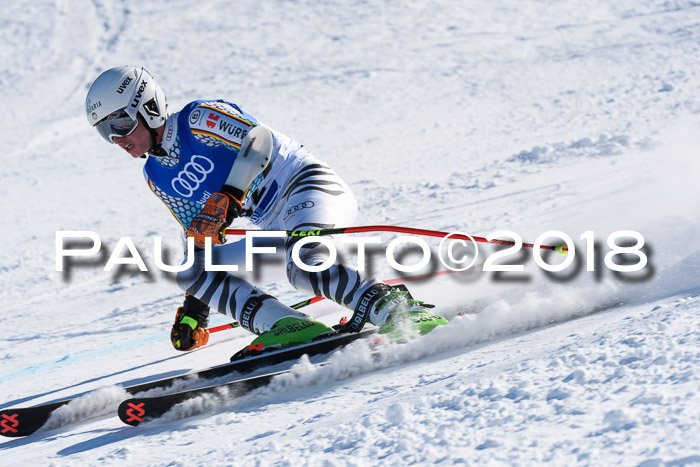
[346,283,392,331]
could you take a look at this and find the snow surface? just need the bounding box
[1,0,700,465]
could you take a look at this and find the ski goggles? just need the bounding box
[94,108,139,143]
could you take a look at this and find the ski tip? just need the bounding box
[118,399,147,426]
[0,411,27,437]
[0,407,53,437]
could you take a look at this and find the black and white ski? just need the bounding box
[0,330,375,437]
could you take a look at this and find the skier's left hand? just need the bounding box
[171,317,210,351]
[187,189,242,248]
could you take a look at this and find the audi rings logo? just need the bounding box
[172,155,215,197]
[284,200,315,219]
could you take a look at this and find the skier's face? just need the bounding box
[112,116,151,158]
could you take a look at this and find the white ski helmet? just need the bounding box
[86,66,167,143]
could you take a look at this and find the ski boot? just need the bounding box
[170,293,211,351]
[232,316,335,360]
[370,284,448,339]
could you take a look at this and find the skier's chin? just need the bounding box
[127,148,147,159]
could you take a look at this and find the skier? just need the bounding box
[85,65,446,354]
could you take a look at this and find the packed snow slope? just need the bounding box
[1,0,700,465]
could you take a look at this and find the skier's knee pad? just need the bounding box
[285,248,329,290]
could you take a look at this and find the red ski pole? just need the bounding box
[209,225,566,333]
[224,225,568,253]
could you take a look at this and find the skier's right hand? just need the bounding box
[187,189,243,248]
[171,306,210,351]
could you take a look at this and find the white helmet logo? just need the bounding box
[125,68,145,120]
[172,155,215,198]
